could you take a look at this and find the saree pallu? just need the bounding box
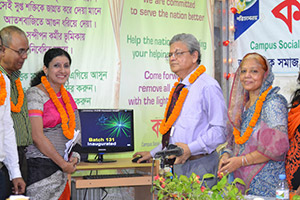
[26,158,68,200]
[286,103,300,190]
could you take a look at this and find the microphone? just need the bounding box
[154,144,183,158]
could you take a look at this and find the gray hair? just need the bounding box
[169,33,201,64]
[0,26,27,47]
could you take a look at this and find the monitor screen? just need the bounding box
[79,109,134,157]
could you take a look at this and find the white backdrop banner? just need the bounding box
[233,0,300,75]
[0,0,213,154]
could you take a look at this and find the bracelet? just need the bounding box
[244,155,249,165]
[241,155,249,167]
[241,156,245,167]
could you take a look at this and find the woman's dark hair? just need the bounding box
[290,73,300,108]
[30,48,71,87]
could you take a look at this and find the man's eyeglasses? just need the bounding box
[167,51,190,59]
[4,45,30,57]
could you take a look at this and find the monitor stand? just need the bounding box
[88,153,116,163]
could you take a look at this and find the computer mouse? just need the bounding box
[132,156,147,163]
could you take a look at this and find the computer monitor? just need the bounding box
[79,109,134,163]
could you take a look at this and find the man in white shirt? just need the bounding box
[0,36,25,200]
[134,33,227,187]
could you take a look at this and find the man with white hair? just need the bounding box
[134,33,227,187]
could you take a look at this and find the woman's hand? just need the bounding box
[30,117,78,174]
[218,156,242,174]
[218,152,230,171]
[61,158,77,174]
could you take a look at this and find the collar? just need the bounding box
[180,65,202,86]
[0,65,21,81]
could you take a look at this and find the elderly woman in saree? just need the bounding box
[218,52,289,197]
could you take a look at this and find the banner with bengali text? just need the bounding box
[0,0,213,156]
[233,0,300,75]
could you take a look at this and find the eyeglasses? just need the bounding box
[167,51,190,59]
[4,45,30,57]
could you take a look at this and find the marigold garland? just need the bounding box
[159,65,206,135]
[233,85,273,144]
[0,72,7,106]
[41,76,76,139]
[10,78,24,113]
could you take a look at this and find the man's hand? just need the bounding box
[133,151,152,163]
[174,142,191,164]
[12,177,26,195]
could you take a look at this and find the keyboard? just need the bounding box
[83,173,144,179]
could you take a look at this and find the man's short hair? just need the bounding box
[169,33,201,64]
[0,25,27,47]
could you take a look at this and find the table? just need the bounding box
[71,158,159,199]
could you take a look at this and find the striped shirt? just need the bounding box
[0,66,33,146]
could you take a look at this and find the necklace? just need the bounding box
[233,85,272,144]
[159,65,206,135]
[41,76,76,139]
[0,72,7,106]
[11,78,24,113]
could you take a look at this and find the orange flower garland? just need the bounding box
[0,71,7,106]
[10,78,24,113]
[159,65,206,135]
[41,76,76,139]
[233,85,273,144]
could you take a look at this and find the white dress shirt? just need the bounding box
[0,73,21,180]
[151,68,227,157]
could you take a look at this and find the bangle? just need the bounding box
[244,155,249,166]
[241,156,245,167]
[241,155,249,167]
